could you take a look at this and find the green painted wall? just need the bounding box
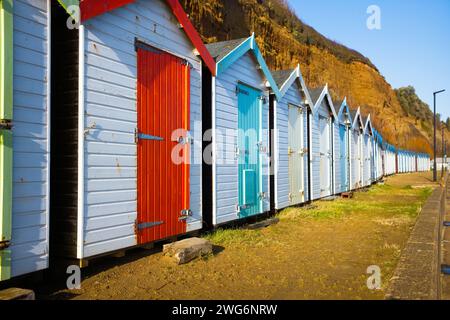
[57,0,80,13]
[0,0,13,120]
[0,0,13,281]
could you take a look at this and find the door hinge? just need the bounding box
[135,129,164,143]
[180,209,192,221]
[0,119,13,130]
[0,240,11,250]
[182,60,193,69]
[259,192,266,200]
[288,193,293,202]
[288,147,294,156]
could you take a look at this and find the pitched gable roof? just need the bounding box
[351,107,364,131]
[270,65,313,110]
[66,0,216,75]
[306,85,337,119]
[207,34,282,99]
[364,114,374,135]
[272,69,295,89]
[206,38,248,62]
[307,87,323,106]
[336,98,352,125]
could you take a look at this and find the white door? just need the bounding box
[319,116,331,197]
[288,105,304,204]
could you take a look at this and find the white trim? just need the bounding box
[274,100,278,209]
[45,0,51,266]
[351,107,364,131]
[309,112,313,200]
[259,95,263,213]
[278,68,298,97]
[77,25,85,259]
[211,76,217,226]
[312,85,338,119]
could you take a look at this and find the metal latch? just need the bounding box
[179,209,192,221]
[0,119,13,130]
[176,132,193,145]
[0,240,10,250]
[236,204,249,216]
[257,142,267,153]
[259,192,266,200]
[288,147,294,156]
[259,95,268,104]
[137,221,164,231]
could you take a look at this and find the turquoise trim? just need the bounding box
[216,37,252,76]
[216,35,282,100]
[337,99,352,125]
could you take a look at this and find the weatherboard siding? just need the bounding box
[214,52,270,225]
[275,82,308,210]
[10,0,50,277]
[81,0,203,258]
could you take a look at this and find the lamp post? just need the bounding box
[434,89,445,182]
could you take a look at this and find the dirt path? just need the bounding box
[41,172,436,300]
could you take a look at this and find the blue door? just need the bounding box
[237,83,262,218]
[339,124,349,192]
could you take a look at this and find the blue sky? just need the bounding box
[287,0,450,120]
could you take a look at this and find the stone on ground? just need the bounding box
[0,288,35,300]
[163,238,213,265]
[244,218,280,230]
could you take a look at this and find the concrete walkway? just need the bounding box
[441,177,450,299]
[386,183,444,300]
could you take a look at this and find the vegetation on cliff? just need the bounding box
[181,0,449,155]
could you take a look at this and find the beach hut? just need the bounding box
[0,0,51,281]
[350,108,364,189]
[203,34,277,226]
[335,98,352,193]
[308,85,337,199]
[388,145,397,175]
[362,114,374,186]
[48,0,215,264]
[270,65,312,210]
[373,130,384,180]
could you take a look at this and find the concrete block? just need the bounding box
[0,288,35,300]
[163,238,213,265]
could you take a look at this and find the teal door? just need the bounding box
[237,83,262,218]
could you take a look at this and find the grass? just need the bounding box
[204,228,267,246]
[205,182,433,247]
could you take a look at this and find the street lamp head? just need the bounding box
[434,89,446,95]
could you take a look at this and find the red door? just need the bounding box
[137,45,190,244]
